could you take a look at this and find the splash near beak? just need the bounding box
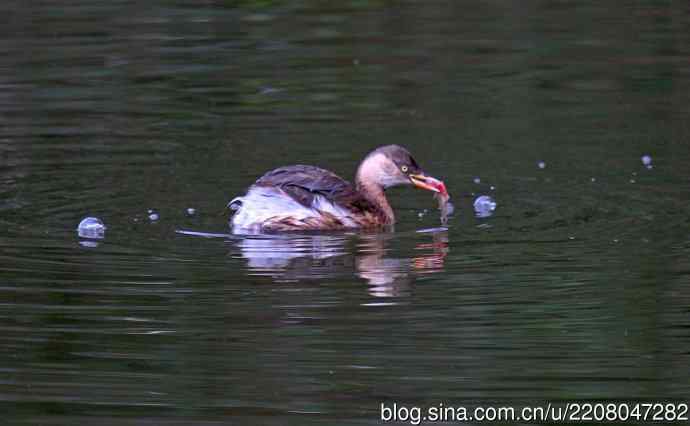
[409,174,448,195]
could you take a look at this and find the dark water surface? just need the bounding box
[2,1,689,424]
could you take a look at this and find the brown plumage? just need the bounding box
[229,145,448,233]
[253,165,386,227]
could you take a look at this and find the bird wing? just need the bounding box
[253,165,372,211]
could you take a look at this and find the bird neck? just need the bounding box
[355,177,394,225]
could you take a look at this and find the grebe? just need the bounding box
[229,145,448,232]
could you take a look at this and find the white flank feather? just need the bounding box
[231,186,356,232]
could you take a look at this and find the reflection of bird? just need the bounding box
[229,145,447,233]
[231,231,448,297]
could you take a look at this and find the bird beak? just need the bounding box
[409,173,447,195]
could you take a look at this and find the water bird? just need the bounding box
[229,145,448,232]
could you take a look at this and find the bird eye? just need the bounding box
[401,165,409,173]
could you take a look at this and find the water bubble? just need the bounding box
[641,154,652,166]
[645,164,653,170]
[473,195,497,218]
[490,186,495,191]
[537,161,546,169]
[629,179,636,184]
[79,240,100,248]
[186,208,196,216]
[148,211,159,221]
[473,177,481,184]
[258,86,283,95]
[77,217,106,239]
[591,177,597,182]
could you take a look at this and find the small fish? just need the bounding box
[429,180,453,225]
[417,176,453,225]
[435,192,454,225]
